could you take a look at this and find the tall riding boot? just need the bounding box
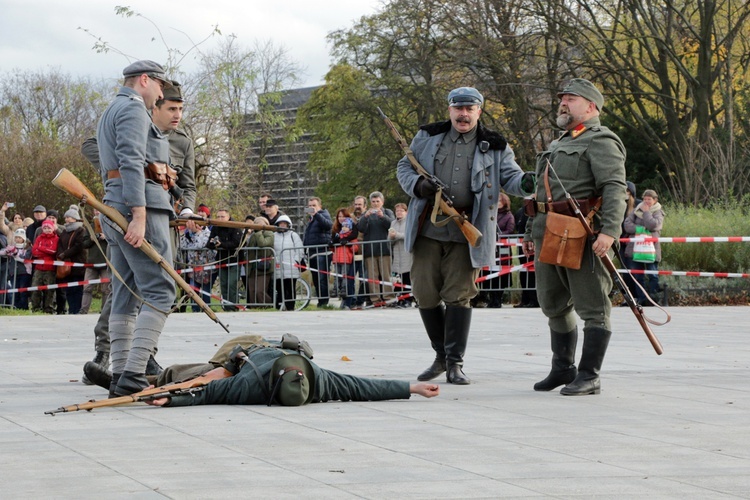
[444,306,472,385]
[417,306,446,381]
[560,326,612,396]
[534,328,578,391]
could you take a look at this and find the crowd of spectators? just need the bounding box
[2,192,536,313]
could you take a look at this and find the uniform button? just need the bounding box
[453,180,458,184]
[488,195,494,200]
[457,154,462,157]
[490,216,495,221]
[487,183,492,188]
[454,168,459,171]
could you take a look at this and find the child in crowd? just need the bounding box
[30,219,59,313]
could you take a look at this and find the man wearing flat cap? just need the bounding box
[96,59,176,397]
[523,78,627,396]
[397,86,535,385]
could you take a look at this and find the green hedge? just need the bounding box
[660,200,750,274]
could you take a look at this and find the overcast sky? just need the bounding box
[0,0,383,87]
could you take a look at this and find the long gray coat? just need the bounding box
[396,120,530,268]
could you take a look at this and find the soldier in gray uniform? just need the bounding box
[523,78,627,396]
[397,87,534,385]
[151,81,197,215]
[97,60,176,396]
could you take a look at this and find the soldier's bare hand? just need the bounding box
[410,382,440,398]
[522,239,535,258]
[592,233,615,258]
[124,207,147,248]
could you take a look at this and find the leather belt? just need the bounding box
[534,197,600,217]
[106,170,121,179]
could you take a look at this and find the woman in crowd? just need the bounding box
[331,208,358,309]
[56,208,87,314]
[623,189,665,306]
[273,215,305,311]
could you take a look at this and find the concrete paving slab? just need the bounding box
[1,306,749,498]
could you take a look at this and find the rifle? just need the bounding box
[171,217,284,232]
[377,107,483,247]
[45,366,232,415]
[546,161,666,355]
[52,168,230,333]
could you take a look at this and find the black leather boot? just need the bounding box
[444,306,472,385]
[84,361,113,391]
[417,306,446,381]
[109,373,121,399]
[534,328,578,391]
[146,355,164,376]
[114,371,149,396]
[560,326,612,396]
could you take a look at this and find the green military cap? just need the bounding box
[122,60,173,89]
[557,78,604,110]
[270,354,315,406]
[162,80,184,102]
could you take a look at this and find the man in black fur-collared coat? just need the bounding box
[396,87,534,385]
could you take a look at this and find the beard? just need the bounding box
[556,111,574,129]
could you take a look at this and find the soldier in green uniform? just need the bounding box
[150,81,197,215]
[523,79,627,396]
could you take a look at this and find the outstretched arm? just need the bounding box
[410,382,440,398]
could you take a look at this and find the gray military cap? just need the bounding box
[161,80,184,102]
[122,60,173,88]
[448,87,484,107]
[557,78,604,110]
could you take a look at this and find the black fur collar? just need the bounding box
[419,120,507,151]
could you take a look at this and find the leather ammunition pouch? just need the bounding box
[145,162,178,191]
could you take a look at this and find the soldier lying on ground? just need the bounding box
[85,334,439,407]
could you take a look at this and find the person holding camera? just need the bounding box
[302,197,333,308]
[357,192,395,306]
[206,209,243,311]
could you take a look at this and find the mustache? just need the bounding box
[455,116,472,123]
[557,105,570,116]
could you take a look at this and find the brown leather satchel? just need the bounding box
[145,162,178,191]
[538,211,588,269]
[536,164,599,270]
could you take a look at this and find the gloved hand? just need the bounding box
[414,177,439,199]
[521,172,535,194]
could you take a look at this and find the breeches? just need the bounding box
[533,241,613,332]
[411,236,478,309]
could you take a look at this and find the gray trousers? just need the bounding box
[102,206,175,373]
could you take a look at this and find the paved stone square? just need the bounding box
[1,306,748,498]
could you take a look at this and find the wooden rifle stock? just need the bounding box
[377,107,482,247]
[45,367,232,414]
[564,196,664,355]
[51,168,229,333]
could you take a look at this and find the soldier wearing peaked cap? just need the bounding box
[96,59,176,398]
[523,78,627,396]
[152,81,197,215]
[396,86,535,385]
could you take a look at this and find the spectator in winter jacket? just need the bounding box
[303,197,333,307]
[206,209,243,311]
[357,191,395,304]
[30,219,59,313]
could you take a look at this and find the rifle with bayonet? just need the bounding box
[170,216,284,232]
[52,168,230,333]
[45,366,232,415]
[377,107,483,247]
[546,161,666,355]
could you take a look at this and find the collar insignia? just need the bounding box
[571,123,586,139]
